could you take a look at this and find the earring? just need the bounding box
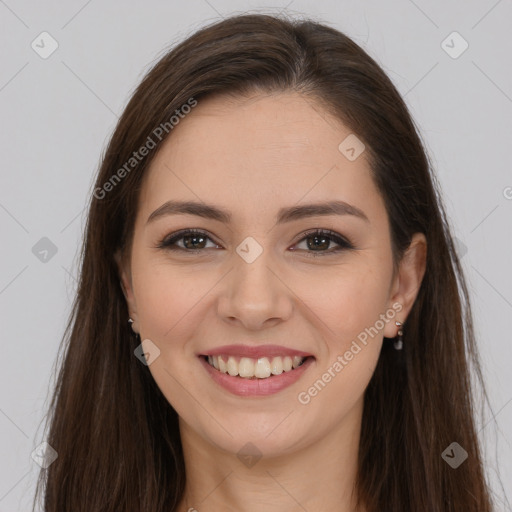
[128,317,140,340]
[394,321,404,350]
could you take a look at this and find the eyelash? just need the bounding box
[156,228,354,258]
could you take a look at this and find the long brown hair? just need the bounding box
[34,13,495,511]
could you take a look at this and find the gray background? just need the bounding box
[1,0,511,510]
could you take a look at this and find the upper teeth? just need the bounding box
[207,355,305,379]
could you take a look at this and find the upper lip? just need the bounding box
[199,344,314,359]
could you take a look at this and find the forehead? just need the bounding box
[138,91,385,225]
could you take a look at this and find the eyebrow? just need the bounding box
[146,199,369,225]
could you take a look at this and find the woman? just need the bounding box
[34,13,494,511]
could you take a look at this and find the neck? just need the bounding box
[176,398,365,512]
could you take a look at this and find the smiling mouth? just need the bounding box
[202,354,313,379]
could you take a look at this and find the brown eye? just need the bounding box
[292,229,354,257]
[157,228,354,257]
[158,229,219,252]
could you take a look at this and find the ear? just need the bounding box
[114,249,140,334]
[383,232,427,338]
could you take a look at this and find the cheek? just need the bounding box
[131,256,207,343]
[297,262,392,343]
[130,260,210,410]
[294,269,389,424]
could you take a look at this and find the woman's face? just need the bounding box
[119,91,425,459]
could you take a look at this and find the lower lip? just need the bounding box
[199,356,315,397]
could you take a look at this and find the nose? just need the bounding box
[217,248,293,331]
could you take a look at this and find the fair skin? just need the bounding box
[117,91,427,512]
